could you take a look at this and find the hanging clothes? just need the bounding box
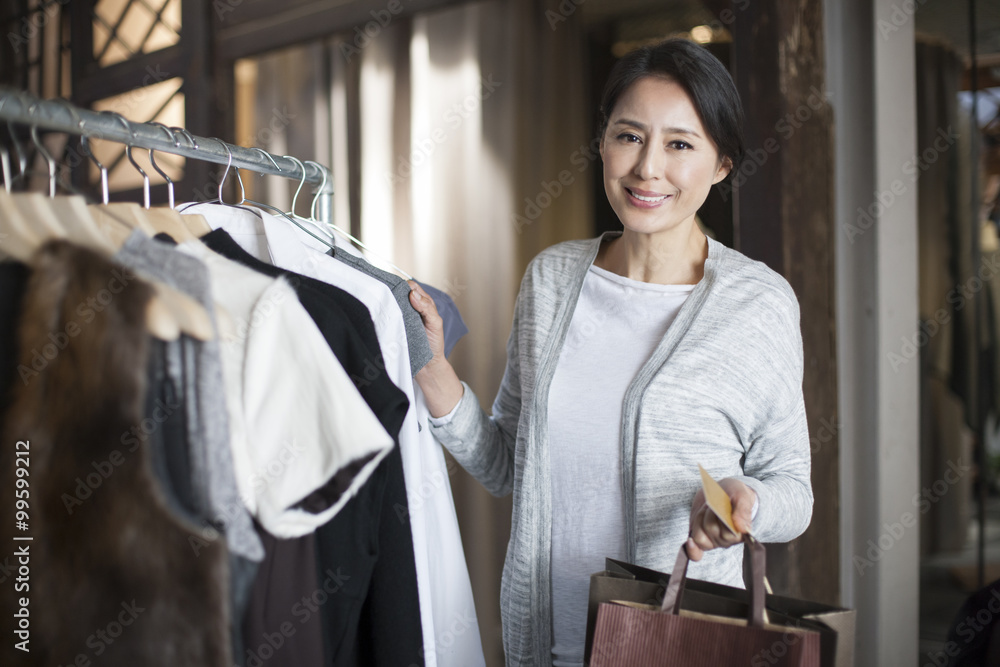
[174,235,394,535]
[115,231,264,560]
[198,227,424,667]
[183,203,485,667]
[0,241,232,667]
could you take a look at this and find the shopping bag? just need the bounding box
[585,558,854,667]
[588,535,822,667]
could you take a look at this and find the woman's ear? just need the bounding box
[713,156,733,184]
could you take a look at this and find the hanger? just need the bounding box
[138,125,237,339]
[82,133,134,248]
[0,105,179,340]
[0,96,41,258]
[5,102,69,240]
[94,114,214,341]
[31,100,119,255]
[5,92,29,187]
[241,152,344,253]
[139,123,199,243]
[92,112,156,234]
[164,127,213,237]
[123,130,215,341]
[1,141,10,194]
[299,156,414,280]
[176,137,262,221]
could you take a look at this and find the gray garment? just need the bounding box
[116,231,264,563]
[331,250,433,376]
[429,232,813,666]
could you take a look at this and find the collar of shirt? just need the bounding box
[179,202,272,263]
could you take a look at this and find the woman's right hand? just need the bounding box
[408,281,465,417]
[408,281,447,363]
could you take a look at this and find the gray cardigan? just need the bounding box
[429,232,813,666]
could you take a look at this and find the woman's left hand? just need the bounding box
[686,478,756,562]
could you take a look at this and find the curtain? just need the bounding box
[914,38,972,556]
[241,2,594,663]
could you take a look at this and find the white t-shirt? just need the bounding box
[176,239,393,537]
[548,264,694,667]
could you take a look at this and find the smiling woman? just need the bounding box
[408,38,813,667]
[597,76,734,284]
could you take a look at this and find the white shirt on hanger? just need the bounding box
[175,237,393,538]
[184,203,485,667]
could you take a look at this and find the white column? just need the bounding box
[828,0,920,664]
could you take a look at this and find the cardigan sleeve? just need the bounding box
[428,302,523,498]
[734,394,813,543]
[731,285,813,543]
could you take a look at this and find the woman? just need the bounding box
[408,38,813,667]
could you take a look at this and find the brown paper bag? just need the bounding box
[585,557,854,667]
[589,536,821,667]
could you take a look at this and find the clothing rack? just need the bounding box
[0,87,334,225]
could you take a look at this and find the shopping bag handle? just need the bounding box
[659,533,766,628]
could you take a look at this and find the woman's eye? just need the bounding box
[669,140,693,150]
[618,133,641,143]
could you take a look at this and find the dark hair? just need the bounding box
[599,38,745,175]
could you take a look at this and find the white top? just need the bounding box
[548,264,694,667]
[182,204,485,667]
[175,237,393,538]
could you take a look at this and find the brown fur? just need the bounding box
[0,241,232,666]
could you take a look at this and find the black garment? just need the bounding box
[202,230,424,667]
[0,262,29,431]
[945,578,1000,665]
[242,528,327,667]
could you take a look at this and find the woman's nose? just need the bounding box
[633,144,664,181]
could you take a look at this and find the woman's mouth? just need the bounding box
[626,187,671,206]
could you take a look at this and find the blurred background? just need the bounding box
[1,0,999,664]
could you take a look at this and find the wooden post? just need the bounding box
[731,0,840,605]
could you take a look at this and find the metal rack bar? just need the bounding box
[0,87,334,198]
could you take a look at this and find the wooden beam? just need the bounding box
[214,0,465,62]
[180,0,213,202]
[732,0,840,606]
[73,46,184,106]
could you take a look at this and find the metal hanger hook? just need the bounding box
[234,166,247,205]
[283,155,308,216]
[208,137,234,203]
[303,160,328,221]
[149,121,180,148]
[27,102,57,197]
[148,123,176,208]
[105,112,150,208]
[80,135,109,204]
[5,91,30,178]
[0,97,10,193]
[171,126,198,149]
[252,147,282,172]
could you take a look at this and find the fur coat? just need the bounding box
[0,241,232,666]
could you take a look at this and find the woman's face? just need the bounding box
[600,75,731,240]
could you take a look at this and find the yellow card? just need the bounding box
[698,464,739,535]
